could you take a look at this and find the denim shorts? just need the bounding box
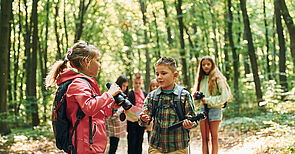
[200,108,222,121]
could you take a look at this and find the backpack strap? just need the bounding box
[174,85,186,121]
[151,89,160,119]
[152,85,186,121]
[69,77,96,153]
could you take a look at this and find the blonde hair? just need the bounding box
[45,41,101,88]
[132,72,143,81]
[149,79,159,92]
[154,56,177,72]
[193,56,232,102]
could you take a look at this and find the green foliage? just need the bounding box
[260,80,295,114]
[0,124,53,149]
[222,112,295,134]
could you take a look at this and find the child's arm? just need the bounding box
[184,92,198,129]
[138,93,153,127]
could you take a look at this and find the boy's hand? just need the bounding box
[140,108,150,122]
[182,119,194,129]
[200,98,207,104]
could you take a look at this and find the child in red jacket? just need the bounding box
[46,41,121,154]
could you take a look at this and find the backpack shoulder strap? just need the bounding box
[174,85,186,121]
[68,77,96,153]
[151,89,159,118]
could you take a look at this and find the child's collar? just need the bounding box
[71,68,93,79]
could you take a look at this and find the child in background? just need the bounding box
[146,79,159,142]
[46,41,121,154]
[127,73,147,154]
[139,57,197,154]
[106,75,129,154]
[193,56,232,154]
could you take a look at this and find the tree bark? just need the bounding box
[0,0,12,135]
[31,0,40,126]
[54,0,62,60]
[263,0,271,80]
[152,11,161,59]
[74,0,92,43]
[162,0,173,46]
[239,0,263,104]
[278,0,295,72]
[175,0,191,89]
[139,0,150,92]
[14,0,22,117]
[23,0,33,122]
[274,0,288,92]
[208,0,219,64]
[64,0,69,49]
[228,0,240,112]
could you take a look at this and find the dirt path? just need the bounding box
[5,127,292,154]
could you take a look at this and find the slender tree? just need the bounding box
[274,0,288,92]
[152,11,161,59]
[239,0,263,104]
[54,0,62,60]
[227,0,240,110]
[278,0,295,72]
[64,0,69,49]
[74,0,92,42]
[139,0,150,92]
[208,0,219,63]
[175,0,191,89]
[162,0,173,46]
[0,0,12,135]
[31,0,40,126]
[263,0,271,79]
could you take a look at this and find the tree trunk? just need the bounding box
[64,0,69,49]
[31,0,40,126]
[0,0,12,135]
[228,0,240,112]
[152,11,161,59]
[175,0,190,89]
[223,5,230,79]
[24,0,33,123]
[278,0,295,72]
[274,0,288,92]
[162,0,173,46]
[54,0,62,60]
[40,0,50,122]
[272,15,277,80]
[239,0,263,104]
[74,0,92,43]
[263,0,271,80]
[14,0,22,117]
[139,0,150,92]
[8,8,13,105]
[208,0,219,64]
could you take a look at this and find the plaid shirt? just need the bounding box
[139,84,196,153]
[106,108,127,138]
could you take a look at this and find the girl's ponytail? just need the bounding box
[45,60,68,88]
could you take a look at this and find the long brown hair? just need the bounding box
[45,41,101,88]
[193,56,232,102]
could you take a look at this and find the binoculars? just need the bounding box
[168,112,206,130]
[106,82,133,111]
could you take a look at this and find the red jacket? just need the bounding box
[57,69,114,153]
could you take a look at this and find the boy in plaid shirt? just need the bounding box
[139,57,197,154]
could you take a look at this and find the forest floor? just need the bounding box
[1,122,294,154]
